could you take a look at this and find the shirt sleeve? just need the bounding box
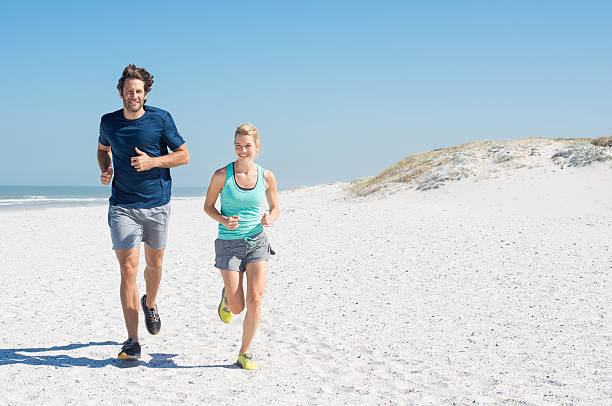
[98,118,110,146]
[162,112,186,151]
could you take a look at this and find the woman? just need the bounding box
[203,123,279,370]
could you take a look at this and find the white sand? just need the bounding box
[1,162,611,405]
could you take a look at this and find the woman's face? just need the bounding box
[234,134,258,161]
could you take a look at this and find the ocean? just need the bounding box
[0,186,205,210]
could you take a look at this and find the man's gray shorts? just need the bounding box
[214,231,275,272]
[107,203,170,250]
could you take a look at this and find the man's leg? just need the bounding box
[143,244,164,307]
[116,247,141,342]
[141,203,170,309]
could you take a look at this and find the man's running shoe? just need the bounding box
[117,338,141,360]
[141,294,161,335]
[218,287,233,324]
[236,352,257,370]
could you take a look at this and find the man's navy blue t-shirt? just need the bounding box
[99,106,186,208]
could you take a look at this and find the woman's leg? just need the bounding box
[220,269,245,315]
[240,260,268,354]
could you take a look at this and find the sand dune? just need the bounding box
[350,137,612,194]
[1,140,611,405]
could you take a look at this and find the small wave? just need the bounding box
[0,197,108,207]
[172,196,201,201]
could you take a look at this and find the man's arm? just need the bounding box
[131,144,190,172]
[97,142,113,185]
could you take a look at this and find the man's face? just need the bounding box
[120,78,146,113]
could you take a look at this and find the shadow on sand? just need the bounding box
[0,342,237,369]
[117,353,239,369]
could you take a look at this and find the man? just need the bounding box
[97,64,190,360]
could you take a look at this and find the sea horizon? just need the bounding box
[0,185,207,210]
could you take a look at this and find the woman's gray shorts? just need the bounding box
[214,232,275,272]
[107,203,170,250]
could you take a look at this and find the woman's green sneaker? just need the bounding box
[218,287,233,323]
[237,352,257,370]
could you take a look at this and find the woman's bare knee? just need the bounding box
[246,294,263,311]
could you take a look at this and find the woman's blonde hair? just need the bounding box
[234,123,262,152]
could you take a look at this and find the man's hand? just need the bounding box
[100,166,113,185]
[131,147,156,172]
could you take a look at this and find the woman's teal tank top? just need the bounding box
[218,162,266,239]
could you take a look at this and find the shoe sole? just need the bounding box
[141,294,161,335]
[118,352,141,360]
[236,360,257,370]
[218,287,230,324]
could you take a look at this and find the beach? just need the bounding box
[1,158,611,405]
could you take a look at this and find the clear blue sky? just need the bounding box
[1,1,610,189]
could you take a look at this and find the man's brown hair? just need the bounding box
[117,64,155,94]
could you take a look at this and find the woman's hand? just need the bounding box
[223,215,240,230]
[261,213,275,227]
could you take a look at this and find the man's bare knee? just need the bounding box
[144,246,164,271]
[121,267,138,285]
[145,263,162,274]
[119,261,138,280]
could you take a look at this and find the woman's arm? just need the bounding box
[203,167,239,230]
[262,169,280,227]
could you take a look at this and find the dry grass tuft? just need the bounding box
[349,147,454,195]
[591,136,612,148]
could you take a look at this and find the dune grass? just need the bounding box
[348,141,480,195]
[349,147,451,195]
[591,136,612,148]
[349,137,610,196]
